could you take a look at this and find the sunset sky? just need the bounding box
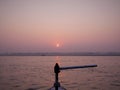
[0,0,120,53]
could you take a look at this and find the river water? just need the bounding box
[0,56,120,90]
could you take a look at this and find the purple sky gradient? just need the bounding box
[0,0,120,53]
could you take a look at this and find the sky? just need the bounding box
[0,0,120,53]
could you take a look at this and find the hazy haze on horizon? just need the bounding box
[0,0,120,53]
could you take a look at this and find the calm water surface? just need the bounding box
[0,56,120,90]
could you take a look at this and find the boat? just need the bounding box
[49,63,97,90]
[49,87,66,90]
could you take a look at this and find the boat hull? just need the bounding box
[48,86,66,90]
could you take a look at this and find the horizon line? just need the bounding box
[0,52,120,56]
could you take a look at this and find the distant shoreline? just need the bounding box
[0,52,120,56]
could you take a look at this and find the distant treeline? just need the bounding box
[0,52,120,56]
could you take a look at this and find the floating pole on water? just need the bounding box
[49,63,97,90]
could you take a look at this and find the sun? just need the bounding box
[56,43,60,47]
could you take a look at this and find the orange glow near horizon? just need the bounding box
[56,43,60,47]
